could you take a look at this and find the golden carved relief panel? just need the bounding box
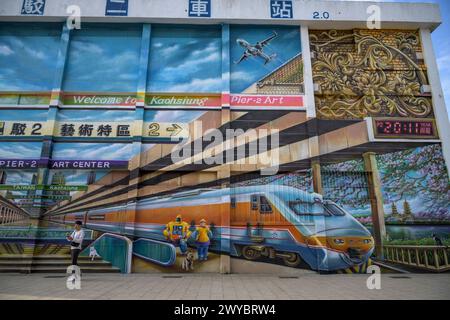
[310,29,433,120]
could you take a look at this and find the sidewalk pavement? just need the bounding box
[0,273,449,300]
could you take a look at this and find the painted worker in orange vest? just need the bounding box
[163,214,191,254]
[192,219,213,261]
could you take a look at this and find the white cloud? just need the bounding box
[159,51,221,83]
[71,42,104,55]
[436,51,450,71]
[152,110,203,123]
[0,81,44,91]
[0,143,41,158]
[66,48,139,91]
[0,44,13,56]
[191,42,219,57]
[53,143,132,160]
[231,71,254,82]
[4,170,34,184]
[440,76,450,120]
[57,110,135,122]
[160,44,180,56]
[166,77,222,92]
[155,41,221,83]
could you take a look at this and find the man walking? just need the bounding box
[66,220,85,268]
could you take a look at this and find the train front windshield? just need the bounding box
[289,201,327,216]
[323,203,346,216]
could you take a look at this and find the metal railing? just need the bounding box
[81,233,133,273]
[383,245,450,272]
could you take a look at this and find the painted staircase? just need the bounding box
[0,255,121,273]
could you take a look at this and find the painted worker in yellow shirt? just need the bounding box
[193,219,213,261]
[163,214,191,254]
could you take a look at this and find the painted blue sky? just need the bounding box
[0,23,60,91]
[63,24,141,92]
[0,6,448,113]
[2,170,35,185]
[144,110,204,122]
[230,25,301,93]
[0,110,48,121]
[55,109,205,123]
[56,110,135,122]
[51,143,134,160]
[148,25,222,93]
[0,142,42,158]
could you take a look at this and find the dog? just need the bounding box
[89,246,100,261]
[181,250,195,271]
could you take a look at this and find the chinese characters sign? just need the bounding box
[188,0,211,17]
[105,0,128,16]
[0,121,189,140]
[270,1,293,19]
[17,0,298,19]
[57,122,134,138]
[21,0,45,15]
[0,121,45,136]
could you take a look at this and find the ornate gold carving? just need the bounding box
[310,29,433,119]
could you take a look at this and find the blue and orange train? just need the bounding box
[49,185,374,271]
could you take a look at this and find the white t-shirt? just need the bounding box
[69,229,85,250]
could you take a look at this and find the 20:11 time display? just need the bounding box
[374,119,437,138]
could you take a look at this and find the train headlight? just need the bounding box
[333,238,345,245]
[363,239,372,244]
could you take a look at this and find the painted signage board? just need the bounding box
[62,93,137,107]
[228,94,305,110]
[0,121,189,140]
[373,118,438,139]
[0,159,129,169]
[145,94,221,109]
[0,185,88,191]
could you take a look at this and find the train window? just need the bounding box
[88,214,105,221]
[324,203,346,216]
[259,196,272,214]
[230,197,236,208]
[288,200,327,216]
[250,195,258,210]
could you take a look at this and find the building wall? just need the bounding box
[0,2,449,274]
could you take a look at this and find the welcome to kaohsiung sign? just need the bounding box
[0,92,305,109]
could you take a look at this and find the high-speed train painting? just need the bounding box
[49,185,374,272]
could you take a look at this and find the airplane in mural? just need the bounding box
[235,31,278,65]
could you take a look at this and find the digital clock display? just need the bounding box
[373,118,438,139]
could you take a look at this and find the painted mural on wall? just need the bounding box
[323,144,450,242]
[0,23,449,274]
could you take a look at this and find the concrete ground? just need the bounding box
[0,273,449,300]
